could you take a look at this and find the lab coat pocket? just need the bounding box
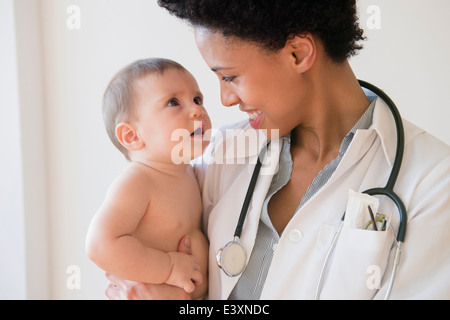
[319,226,394,300]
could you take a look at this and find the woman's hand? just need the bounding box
[105,273,191,300]
[105,236,194,300]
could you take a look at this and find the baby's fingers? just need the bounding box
[192,268,203,286]
[184,269,203,293]
[183,281,196,294]
[167,252,203,293]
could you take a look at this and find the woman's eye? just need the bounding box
[221,75,237,83]
[194,96,203,105]
[167,98,180,107]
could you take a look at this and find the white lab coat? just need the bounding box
[194,97,450,300]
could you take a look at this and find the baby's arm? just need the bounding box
[85,169,202,293]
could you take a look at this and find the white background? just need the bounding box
[1,0,449,299]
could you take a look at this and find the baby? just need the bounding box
[86,58,211,299]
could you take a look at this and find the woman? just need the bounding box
[107,0,450,299]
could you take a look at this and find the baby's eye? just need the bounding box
[193,96,203,105]
[167,98,180,107]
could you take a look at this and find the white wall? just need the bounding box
[0,0,27,300]
[0,0,48,299]
[1,0,449,299]
[353,0,450,144]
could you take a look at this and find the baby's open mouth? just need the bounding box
[191,125,204,137]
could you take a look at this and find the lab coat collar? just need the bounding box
[313,97,400,188]
[370,97,399,167]
[340,97,399,169]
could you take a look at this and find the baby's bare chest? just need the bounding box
[133,178,203,252]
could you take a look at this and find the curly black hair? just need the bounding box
[158,0,365,62]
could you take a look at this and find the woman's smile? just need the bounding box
[245,110,263,129]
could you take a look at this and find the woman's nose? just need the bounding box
[220,85,240,107]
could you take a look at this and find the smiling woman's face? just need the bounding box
[195,28,310,139]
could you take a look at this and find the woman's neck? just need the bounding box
[292,60,370,162]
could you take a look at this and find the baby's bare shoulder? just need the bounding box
[106,163,156,199]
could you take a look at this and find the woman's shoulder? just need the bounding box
[403,119,450,166]
[400,119,450,208]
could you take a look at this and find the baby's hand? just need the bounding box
[166,252,203,293]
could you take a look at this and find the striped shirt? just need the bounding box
[228,98,376,300]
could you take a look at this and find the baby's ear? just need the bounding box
[115,122,145,151]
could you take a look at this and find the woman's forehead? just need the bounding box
[194,27,250,51]
[194,27,274,69]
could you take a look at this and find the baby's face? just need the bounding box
[133,68,212,163]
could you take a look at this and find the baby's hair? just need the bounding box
[102,58,187,160]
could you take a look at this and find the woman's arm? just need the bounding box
[105,273,192,300]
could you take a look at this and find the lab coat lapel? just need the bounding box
[241,138,281,248]
[326,98,397,186]
[371,97,398,167]
[224,139,281,299]
[206,129,281,299]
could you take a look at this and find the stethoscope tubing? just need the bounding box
[234,141,271,239]
[357,80,407,243]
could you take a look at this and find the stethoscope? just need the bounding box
[216,80,407,300]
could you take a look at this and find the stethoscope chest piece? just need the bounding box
[216,237,247,277]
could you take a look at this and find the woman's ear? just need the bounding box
[115,122,145,151]
[286,33,317,73]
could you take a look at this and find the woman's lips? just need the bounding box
[247,110,263,129]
